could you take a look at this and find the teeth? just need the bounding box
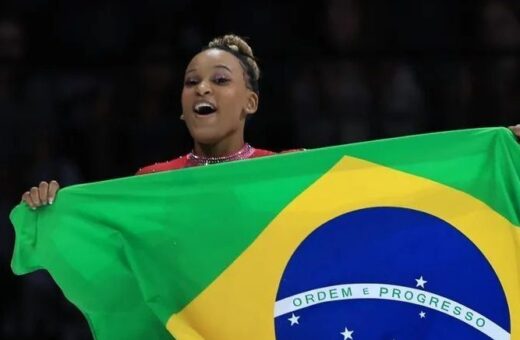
[195,103,214,111]
[194,102,217,115]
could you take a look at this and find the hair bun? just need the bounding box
[208,34,260,82]
[209,35,253,57]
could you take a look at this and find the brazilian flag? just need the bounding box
[10,128,520,339]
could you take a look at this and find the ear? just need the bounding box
[245,91,259,115]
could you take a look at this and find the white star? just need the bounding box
[415,276,428,288]
[288,313,300,326]
[340,327,354,340]
[419,311,426,318]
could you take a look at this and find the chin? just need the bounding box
[190,130,223,145]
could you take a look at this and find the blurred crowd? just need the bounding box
[1,0,519,338]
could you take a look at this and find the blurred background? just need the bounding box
[1,0,519,338]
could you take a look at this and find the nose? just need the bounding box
[195,80,211,96]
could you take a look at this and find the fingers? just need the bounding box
[48,180,60,205]
[39,181,49,205]
[21,180,60,210]
[508,124,520,138]
[30,187,41,207]
[21,191,35,209]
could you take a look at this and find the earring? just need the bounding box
[180,114,185,120]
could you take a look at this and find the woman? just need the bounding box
[21,34,520,208]
[22,34,279,209]
[137,34,276,173]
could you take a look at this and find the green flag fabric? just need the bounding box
[10,128,520,339]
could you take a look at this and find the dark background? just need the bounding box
[1,0,519,338]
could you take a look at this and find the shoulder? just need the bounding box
[251,148,306,158]
[280,148,306,154]
[251,148,275,158]
[136,156,189,175]
[251,147,305,158]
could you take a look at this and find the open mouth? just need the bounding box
[193,102,217,115]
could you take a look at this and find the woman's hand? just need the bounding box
[21,180,60,209]
[509,124,520,138]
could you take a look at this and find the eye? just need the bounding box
[213,76,230,85]
[184,78,198,87]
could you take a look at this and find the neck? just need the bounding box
[193,137,245,158]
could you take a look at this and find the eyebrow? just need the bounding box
[186,64,233,74]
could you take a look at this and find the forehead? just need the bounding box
[186,49,242,73]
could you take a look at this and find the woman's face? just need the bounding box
[181,49,258,145]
